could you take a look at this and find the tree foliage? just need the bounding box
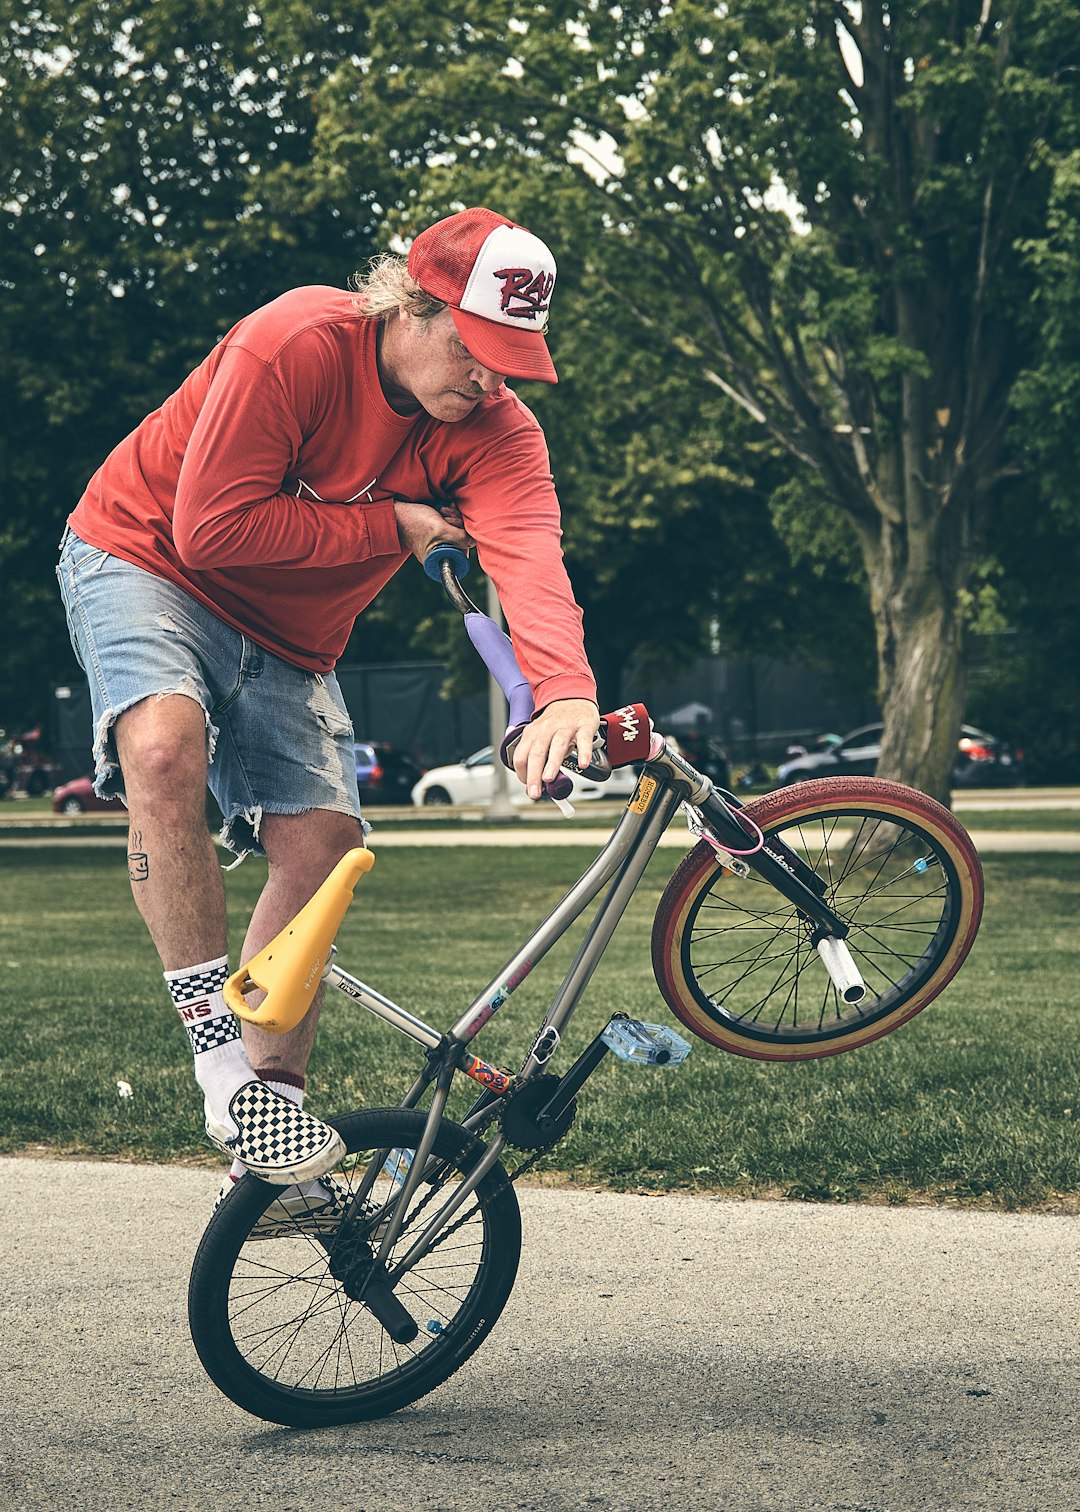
[6,0,1078,790]
[0,0,381,725]
[2,0,874,740]
[309,0,1080,795]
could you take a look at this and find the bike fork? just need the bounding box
[697,789,867,1003]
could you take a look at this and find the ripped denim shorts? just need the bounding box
[56,527,364,858]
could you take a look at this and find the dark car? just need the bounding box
[667,732,731,790]
[353,742,423,805]
[52,776,119,815]
[0,727,60,798]
[777,723,1024,788]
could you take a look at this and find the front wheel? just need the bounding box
[188,1108,522,1426]
[652,777,983,1061]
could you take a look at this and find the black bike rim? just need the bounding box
[215,1156,497,1408]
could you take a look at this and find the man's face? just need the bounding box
[393,310,505,422]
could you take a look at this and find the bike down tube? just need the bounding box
[446,795,662,1048]
[515,780,684,1083]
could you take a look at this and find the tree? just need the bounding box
[2,0,875,744]
[0,0,382,727]
[949,69,1080,783]
[312,0,1080,799]
[524,273,876,710]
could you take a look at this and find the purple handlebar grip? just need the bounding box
[466,614,534,726]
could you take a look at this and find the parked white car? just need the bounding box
[411,745,640,807]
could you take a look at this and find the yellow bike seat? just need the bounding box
[223,847,375,1032]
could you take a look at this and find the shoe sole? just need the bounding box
[249,1202,345,1239]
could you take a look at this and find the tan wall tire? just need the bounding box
[652,777,984,1062]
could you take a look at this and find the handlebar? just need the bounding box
[421,543,471,584]
[424,545,587,801]
[421,544,471,588]
[423,545,537,728]
[423,547,674,808]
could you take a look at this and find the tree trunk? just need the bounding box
[862,518,968,807]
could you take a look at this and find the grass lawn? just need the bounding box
[1,842,1077,1210]
[953,808,1080,831]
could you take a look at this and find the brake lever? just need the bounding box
[500,725,613,788]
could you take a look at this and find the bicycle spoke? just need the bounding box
[210,1141,498,1409]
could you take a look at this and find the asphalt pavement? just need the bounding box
[2,1156,1077,1512]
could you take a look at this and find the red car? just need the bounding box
[52,776,119,815]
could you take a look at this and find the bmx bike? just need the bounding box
[188,549,983,1426]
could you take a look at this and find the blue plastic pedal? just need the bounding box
[601,1018,692,1066]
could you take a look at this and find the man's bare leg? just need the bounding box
[114,694,226,967]
[114,696,345,1182]
[237,808,366,1083]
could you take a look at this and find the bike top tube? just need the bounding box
[321,768,680,1060]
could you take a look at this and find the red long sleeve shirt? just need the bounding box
[69,287,596,711]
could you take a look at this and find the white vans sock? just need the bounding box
[164,956,254,1127]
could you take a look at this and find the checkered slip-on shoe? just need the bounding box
[205,1081,346,1185]
[213,1174,350,1240]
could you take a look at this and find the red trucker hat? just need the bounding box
[408,207,559,383]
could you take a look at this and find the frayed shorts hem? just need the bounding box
[218,803,372,865]
[57,531,364,859]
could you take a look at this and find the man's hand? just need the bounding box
[394,500,472,563]
[512,698,601,801]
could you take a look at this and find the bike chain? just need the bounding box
[385,1117,556,1256]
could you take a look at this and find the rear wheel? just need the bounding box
[188,1108,521,1426]
[652,777,983,1061]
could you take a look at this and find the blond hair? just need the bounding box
[349,253,447,321]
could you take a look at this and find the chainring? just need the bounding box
[499,1074,577,1151]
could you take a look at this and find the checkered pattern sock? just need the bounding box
[165,956,254,1127]
[229,1071,305,1180]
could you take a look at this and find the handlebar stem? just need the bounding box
[646,741,713,805]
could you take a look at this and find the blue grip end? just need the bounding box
[423,546,471,583]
